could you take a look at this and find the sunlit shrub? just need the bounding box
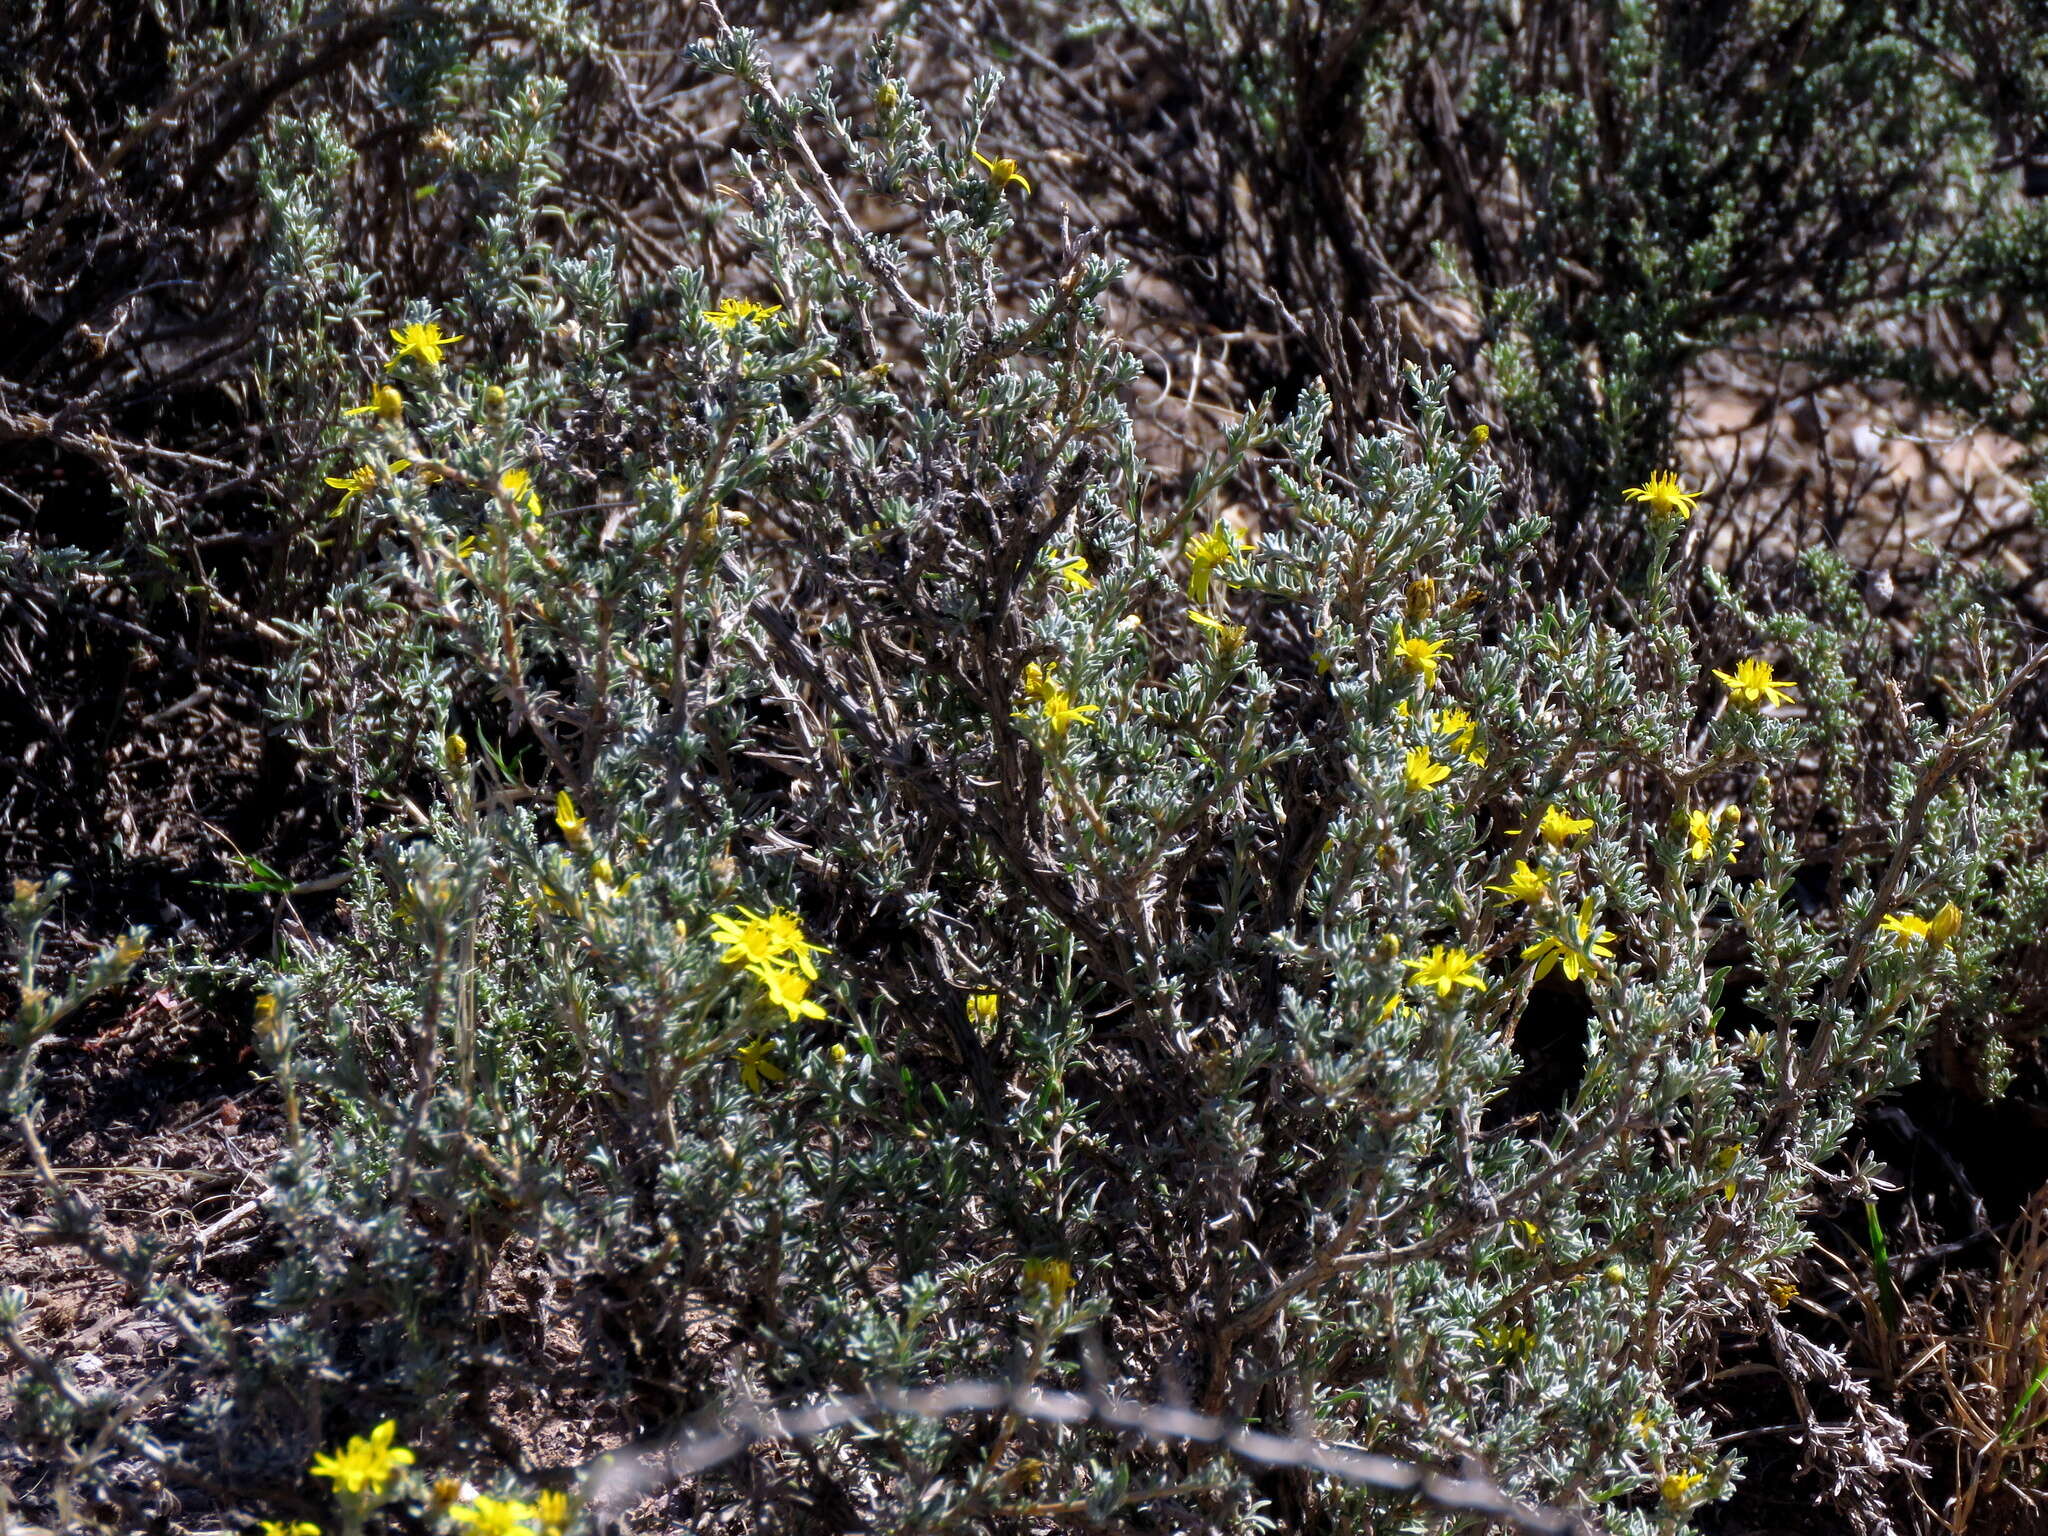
[9,18,2048,1536]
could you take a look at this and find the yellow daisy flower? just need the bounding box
[1685,808,1742,863]
[324,461,410,512]
[703,296,783,330]
[1391,623,1449,687]
[386,319,464,370]
[448,1495,540,1536]
[755,964,828,1022]
[1184,523,1253,603]
[1433,707,1485,764]
[1623,471,1701,522]
[1403,945,1486,999]
[499,467,542,519]
[734,1036,788,1092]
[1486,860,1550,904]
[1521,897,1616,982]
[343,385,405,420]
[1509,804,1594,850]
[1403,747,1452,793]
[972,150,1033,195]
[1714,658,1797,710]
[309,1419,415,1498]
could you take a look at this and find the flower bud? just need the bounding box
[554,790,590,851]
[1405,576,1438,623]
[1927,901,1962,948]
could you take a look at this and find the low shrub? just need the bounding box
[8,19,2048,1536]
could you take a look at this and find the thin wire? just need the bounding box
[583,1378,1601,1534]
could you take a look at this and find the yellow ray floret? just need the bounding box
[1184,523,1253,602]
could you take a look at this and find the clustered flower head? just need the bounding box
[309,1418,415,1499]
[325,460,411,513]
[1512,804,1594,850]
[449,1494,541,1535]
[1390,623,1450,687]
[1183,523,1253,603]
[1686,805,1743,864]
[1487,859,1550,904]
[1187,607,1247,648]
[1022,1256,1073,1306]
[1623,471,1702,523]
[703,296,784,330]
[1477,1322,1535,1358]
[709,905,831,1051]
[1714,657,1797,711]
[533,1490,571,1532]
[386,318,463,370]
[499,466,543,519]
[1880,901,1963,950]
[289,1424,574,1536]
[733,1036,787,1093]
[1660,1468,1707,1506]
[1014,662,1099,738]
[1522,897,1617,983]
[1432,707,1485,765]
[1404,945,1486,1000]
[1403,747,1451,793]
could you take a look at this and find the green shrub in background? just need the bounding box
[9,14,2048,1536]
[966,0,2048,562]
